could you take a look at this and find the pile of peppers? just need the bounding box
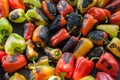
[0,0,120,80]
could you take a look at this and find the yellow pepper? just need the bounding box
[79,75,95,80]
[9,73,26,80]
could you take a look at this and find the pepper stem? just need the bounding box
[105,16,108,23]
[60,72,66,80]
[54,51,60,57]
[36,42,41,47]
[69,26,77,34]
[90,57,100,61]
[14,47,23,53]
[30,76,35,80]
[104,39,110,45]
[77,31,81,39]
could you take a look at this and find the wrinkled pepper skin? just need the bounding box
[2,54,27,73]
[32,25,49,48]
[97,0,110,8]
[73,37,94,59]
[96,52,119,77]
[0,51,7,62]
[42,0,56,20]
[73,56,94,80]
[80,14,98,36]
[9,73,26,80]
[5,33,26,55]
[96,72,115,80]
[57,0,74,16]
[55,52,74,79]
[79,75,95,80]
[107,37,120,57]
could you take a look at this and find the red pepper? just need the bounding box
[0,51,6,62]
[73,56,94,80]
[87,7,111,22]
[55,52,74,79]
[96,72,115,80]
[2,54,27,73]
[8,0,26,10]
[57,0,74,16]
[23,23,35,41]
[50,28,70,47]
[96,52,119,77]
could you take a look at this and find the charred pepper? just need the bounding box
[0,51,7,62]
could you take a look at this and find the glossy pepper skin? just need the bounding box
[9,73,26,80]
[55,52,74,79]
[50,28,70,47]
[96,0,110,8]
[96,52,119,77]
[96,72,115,80]
[80,14,98,36]
[23,23,35,41]
[42,0,56,20]
[0,51,6,62]
[73,37,94,59]
[87,7,111,22]
[73,56,94,80]
[2,54,27,73]
[57,0,74,16]
[79,75,95,80]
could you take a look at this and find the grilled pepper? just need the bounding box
[107,37,120,57]
[87,7,111,22]
[66,0,77,6]
[80,14,98,36]
[73,56,94,80]
[79,75,95,80]
[9,8,26,23]
[9,73,26,80]
[42,0,56,20]
[2,54,27,73]
[57,0,74,16]
[77,0,97,14]
[73,37,94,59]
[96,52,119,77]
[96,72,115,80]
[0,51,6,62]
[48,75,61,80]
[32,25,49,48]
[97,0,110,7]
[55,52,74,79]
[5,33,26,55]
[25,7,48,26]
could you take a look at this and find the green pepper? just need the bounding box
[5,33,26,55]
[10,73,26,80]
[9,9,26,23]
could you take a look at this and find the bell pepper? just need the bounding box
[2,54,27,73]
[77,0,97,14]
[25,7,48,26]
[48,75,61,80]
[80,14,98,36]
[96,52,119,77]
[87,30,108,46]
[0,50,6,62]
[0,0,9,17]
[32,25,49,48]
[9,8,26,23]
[66,0,77,6]
[79,75,95,80]
[44,47,62,60]
[57,0,74,16]
[73,37,94,59]
[8,0,26,10]
[96,0,110,8]
[9,73,26,80]
[96,72,115,80]
[73,56,94,80]
[42,0,56,20]
[50,28,70,47]
[5,33,26,55]
[55,52,74,79]
[87,7,111,22]
[107,37,120,57]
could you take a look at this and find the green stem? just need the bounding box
[30,76,35,80]
[14,47,24,53]
[60,72,66,80]
[54,51,60,57]
[105,16,108,23]
[69,26,77,34]
[104,39,110,45]
[36,42,41,47]
[90,57,100,61]
[77,31,81,39]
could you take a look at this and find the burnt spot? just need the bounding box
[117,46,120,52]
[11,11,19,20]
[63,52,72,63]
[80,15,88,28]
[9,55,17,63]
[35,68,40,74]
[82,0,93,8]
[109,43,117,48]
[106,64,112,70]
[30,17,40,24]
[101,59,106,64]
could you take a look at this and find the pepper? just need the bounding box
[0,51,6,62]
[5,33,26,55]
[55,52,74,79]
[79,75,95,80]
[48,75,61,80]
[2,54,27,73]
[80,14,98,36]
[73,37,94,59]
[57,0,74,16]
[96,52,119,77]
[96,72,115,80]
[77,0,97,14]
[9,8,26,23]
[66,0,77,6]
[87,7,111,22]
[0,0,9,17]
[107,37,120,57]
[9,73,26,80]
[96,0,110,8]
[32,25,49,48]
[8,0,26,10]
[42,0,56,20]
[23,23,35,41]
[50,28,70,47]
[73,56,94,80]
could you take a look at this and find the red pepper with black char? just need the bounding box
[96,52,119,77]
[2,54,27,73]
[0,51,7,62]
[55,52,74,80]
[23,23,35,41]
[57,0,74,17]
[96,72,115,80]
